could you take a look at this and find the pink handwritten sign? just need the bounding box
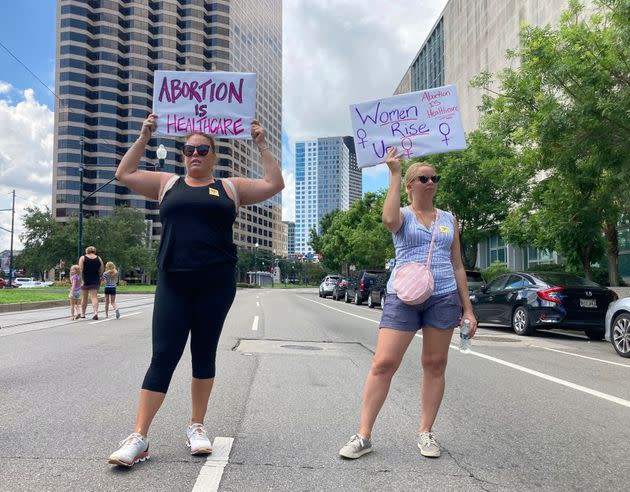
[349,85,467,168]
[152,70,256,138]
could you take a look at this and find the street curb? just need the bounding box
[0,292,156,314]
[0,300,69,313]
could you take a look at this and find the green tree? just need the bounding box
[472,0,630,281]
[425,130,532,268]
[312,192,394,274]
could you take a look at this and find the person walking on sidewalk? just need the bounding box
[339,148,477,460]
[107,113,284,467]
[68,264,81,320]
[79,246,104,320]
[102,261,120,319]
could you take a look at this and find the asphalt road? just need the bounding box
[1,289,628,491]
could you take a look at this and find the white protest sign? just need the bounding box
[349,85,467,168]
[152,71,256,138]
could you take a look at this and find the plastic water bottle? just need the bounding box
[459,319,472,353]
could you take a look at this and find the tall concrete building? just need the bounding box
[282,220,295,257]
[294,136,362,255]
[395,0,594,133]
[391,0,630,278]
[53,0,283,253]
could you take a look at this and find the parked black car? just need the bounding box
[466,270,484,293]
[345,270,384,305]
[332,277,348,301]
[470,271,618,339]
[367,271,392,309]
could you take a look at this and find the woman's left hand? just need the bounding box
[461,311,478,337]
[251,119,266,148]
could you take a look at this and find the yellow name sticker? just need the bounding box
[208,188,219,197]
[439,225,450,234]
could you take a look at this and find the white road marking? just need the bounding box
[536,346,630,368]
[301,295,630,409]
[460,348,630,409]
[252,315,259,331]
[191,437,234,492]
[298,296,379,324]
[88,311,142,324]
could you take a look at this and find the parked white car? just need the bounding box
[12,277,46,288]
[605,297,630,358]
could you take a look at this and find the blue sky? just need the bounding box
[0,1,57,111]
[0,1,446,249]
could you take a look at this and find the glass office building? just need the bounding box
[53,0,283,252]
[294,137,361,255]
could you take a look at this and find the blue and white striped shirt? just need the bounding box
[386,206,457,296]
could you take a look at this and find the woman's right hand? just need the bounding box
[385,146,404,175]
[139,113,157,142]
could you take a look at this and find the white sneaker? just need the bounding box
[108,432,150,466]
[186,423,213,455]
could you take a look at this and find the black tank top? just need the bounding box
[82,255,101,286]
[156,177,237,271]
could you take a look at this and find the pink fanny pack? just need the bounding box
[392,210,438,305]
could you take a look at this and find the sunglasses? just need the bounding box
[183,144,211,157]
[415,175,441,184]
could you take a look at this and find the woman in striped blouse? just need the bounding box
[340,146,478,460]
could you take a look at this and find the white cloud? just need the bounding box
[0,88,54,251]
[282,0,448,205]
[0,81,12,94]
[283,0,448,140]
[281,169,295,221]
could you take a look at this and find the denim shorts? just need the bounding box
[379,290,462,331]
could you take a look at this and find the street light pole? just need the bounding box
[77,136,84,260]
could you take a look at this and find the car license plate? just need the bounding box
[580,298,597,308]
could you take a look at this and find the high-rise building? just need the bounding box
[282,220,295,256]
[395,0,594,133]
[294,136,362,255]
[343,136,362,205]
[53,0,282,253]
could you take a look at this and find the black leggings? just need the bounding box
[141,266,236,393]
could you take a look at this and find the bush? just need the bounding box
[482,261,510,283]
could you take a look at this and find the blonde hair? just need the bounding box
[105,261,118,279]
[404,162,437,205]
[70,264,80,275]
[85,246,96,254]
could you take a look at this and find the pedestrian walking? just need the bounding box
[79,246,104,320]
[102,261,120,319]
[339,148,478,460]
[68,264,81,320]
[107,113,284,467]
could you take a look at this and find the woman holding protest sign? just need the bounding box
[339,147,477,460]
[107,113,283,467]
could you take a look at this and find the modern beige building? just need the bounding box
[393,0,612,273]
[396,0,594,132]
[53,0,283,253]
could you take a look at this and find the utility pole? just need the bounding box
[77,136,84,260]
[0,190,16,287]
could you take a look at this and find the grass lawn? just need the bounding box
[0,288,68,304]
[0,284,156,304]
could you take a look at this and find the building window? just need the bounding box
[488,236,506,264]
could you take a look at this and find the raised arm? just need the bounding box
[115,113,174,201]
[382,146,405,233]
[230,119,284,205]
